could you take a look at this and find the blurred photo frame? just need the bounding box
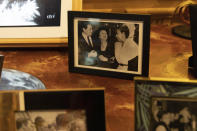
[189,4,197,76]
[150,96,197,131]
[15,110,87,131]
[134,77,197,131]
[0,55,4,78]
[68,11,150,79]
[0,88,106,131]
[0,0,82,47]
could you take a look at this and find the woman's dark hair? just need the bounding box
[157,110,168,121]
[117,25,130,39]
[95,26,109,38]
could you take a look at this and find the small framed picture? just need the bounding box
[134,77,197,131]
[0,88,105,131]
[15,110,87,131]
[150,97,197,131]
[22,89,106,131]
[68,11,150,79]
[189,4,197,76]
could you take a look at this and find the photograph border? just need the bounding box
[22,88,106,131]
[68,11,150,79]
[0,0,82,47]
[134,77,197,131]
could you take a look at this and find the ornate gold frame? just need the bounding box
[0,0,82,48]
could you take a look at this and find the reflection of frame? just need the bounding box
[134,77,197,131]
[68,11,150,79]
[22,89,106,131]
[15,110,87,131]
[150,97,197,131]
[0,0,82,47]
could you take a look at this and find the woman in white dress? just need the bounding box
[115,24,138,71]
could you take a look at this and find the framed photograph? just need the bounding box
[0,88,105,131]
[150,97,197,131]
[68,11,150,79]
[0,0,82,47]
[135,77,197,131]
[189,4,197,76]
[15,110,87,131]
[22,88,106,131]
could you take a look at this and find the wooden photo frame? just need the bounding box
[134,77,197,131]
[68,11,150,79]
[0,88,106,131]
[0,0,82,47]
[189,4,197,75]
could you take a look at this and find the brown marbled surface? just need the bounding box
[0,24,193,131]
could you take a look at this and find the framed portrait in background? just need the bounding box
[68,11,150,79]
[150,97,197,131]
[189,4,197,76]
[0,88,105,131]
[134,77,197,131]
[0,0,82,47]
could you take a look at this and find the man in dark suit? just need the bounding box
[78,22,97,66]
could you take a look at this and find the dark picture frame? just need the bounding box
[150,96,197,131]
[189,4,197,76]
[24,88,106,131]
[21,89,106,131]
[68,11,150,79]
[134,77,197,131]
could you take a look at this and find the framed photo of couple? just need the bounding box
[68,11,151,79]
[134,77,197,131]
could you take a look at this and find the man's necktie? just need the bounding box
[87,37,92,47]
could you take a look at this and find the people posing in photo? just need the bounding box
[94,27,116,68]
[153,110,171,131]
[78,22,98,66]
[114,24,138,71]
[16,118,36,131]
[177,107,192,131]
[34,116,50,131]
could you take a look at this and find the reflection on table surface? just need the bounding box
[0,24,194,131]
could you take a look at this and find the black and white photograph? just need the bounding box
[68,11,150,79]
[0,0,61,26]
[151,97,197,131]
[0,0,72,39]
[23,89,106,131]
[189,4,197,76]
[135,78,197,131]
[15,110,87,131]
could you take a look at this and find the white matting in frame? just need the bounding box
[74,18,144,75]
[68,11,150,79]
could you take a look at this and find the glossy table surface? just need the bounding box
[0,24,194,131]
